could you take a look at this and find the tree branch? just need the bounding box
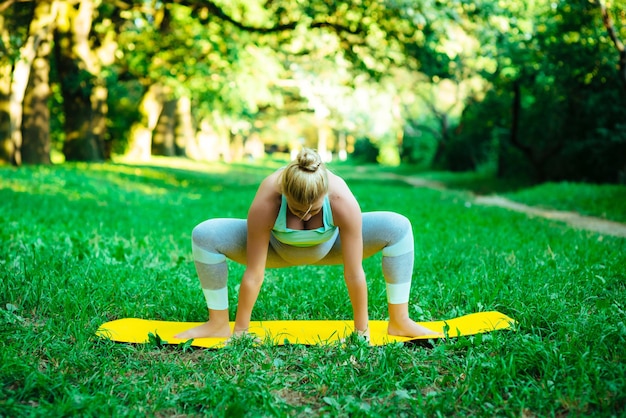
[599,0,626,89]
[0,0,17,14]
[168,0,364,36]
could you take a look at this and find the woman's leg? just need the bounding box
[176,218,330,338]
[317,211,439,337]
[176,218,247,338]
[190,219,246,311]
[187,219,304,312]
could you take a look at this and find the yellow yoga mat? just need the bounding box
[96,311,515,348]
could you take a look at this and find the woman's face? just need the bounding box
[287,196,325,221]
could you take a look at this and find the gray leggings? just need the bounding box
[191,211,414,309]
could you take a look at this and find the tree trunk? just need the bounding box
[0,63,11,164]
[193,117,223,161]
[91,82,110,159]
[0,13,13,163]
[429,113,449,168]
[431,140,446,168]
[508,80,566,182]
[21,26,54,165]
[230,131,244,161]
[337,131,347,161]
[506,80,541,179]
[152,98,177,156]
[7,0,58,166]
[127,83,164,160]
[92,18,117,160]
[175,96,194,157]
[600,1,626,92]
[55,0,106,161]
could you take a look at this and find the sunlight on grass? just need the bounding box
[1,162,625,416]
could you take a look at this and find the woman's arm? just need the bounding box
[233,174,280,335]
[330,175,369,336]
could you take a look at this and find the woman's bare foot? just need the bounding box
[356,327,370,342]
[225,330,261,345]
[174,321,231,340]
[387,318,443,338]
[387,303,443,338]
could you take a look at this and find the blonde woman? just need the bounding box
[176,148,437,341]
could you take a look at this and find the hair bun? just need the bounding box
[297,148,322,172]
[281,147,329,203]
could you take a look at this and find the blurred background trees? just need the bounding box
[1,0,625,183]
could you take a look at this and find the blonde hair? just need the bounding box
[280,148,328,205]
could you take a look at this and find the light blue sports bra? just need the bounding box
[271,195,338,247]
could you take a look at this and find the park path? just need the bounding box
[387,173,626,239]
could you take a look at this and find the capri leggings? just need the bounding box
[191,211,414,310]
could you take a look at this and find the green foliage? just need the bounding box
[103,1,287,152]
[0,1,34,63]
[450,0,626,182]
[400,133,435,166]
[5,0,626,182]
[350,137,379,163]
[1,161,625,415]
[440,93,502,172]
[105,77,142,154]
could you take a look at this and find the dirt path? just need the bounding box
[391,174,626,239]
[473,195,626,238]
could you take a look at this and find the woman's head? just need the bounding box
[280,148,329,209]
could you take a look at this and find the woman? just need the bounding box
[176,148,437,341]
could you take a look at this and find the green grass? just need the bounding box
[503,182,626,223]
[346,166,626,223]
[1,160,625,416]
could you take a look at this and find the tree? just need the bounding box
[0,0,29,163]
[3,0,57,165]
[500,0,626,182]
[435,0,626,182]
[21,8,55,165]
[54,0,111,161]
[119,2,277,160]
[2,0,625,182]
[600,0,626,91]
